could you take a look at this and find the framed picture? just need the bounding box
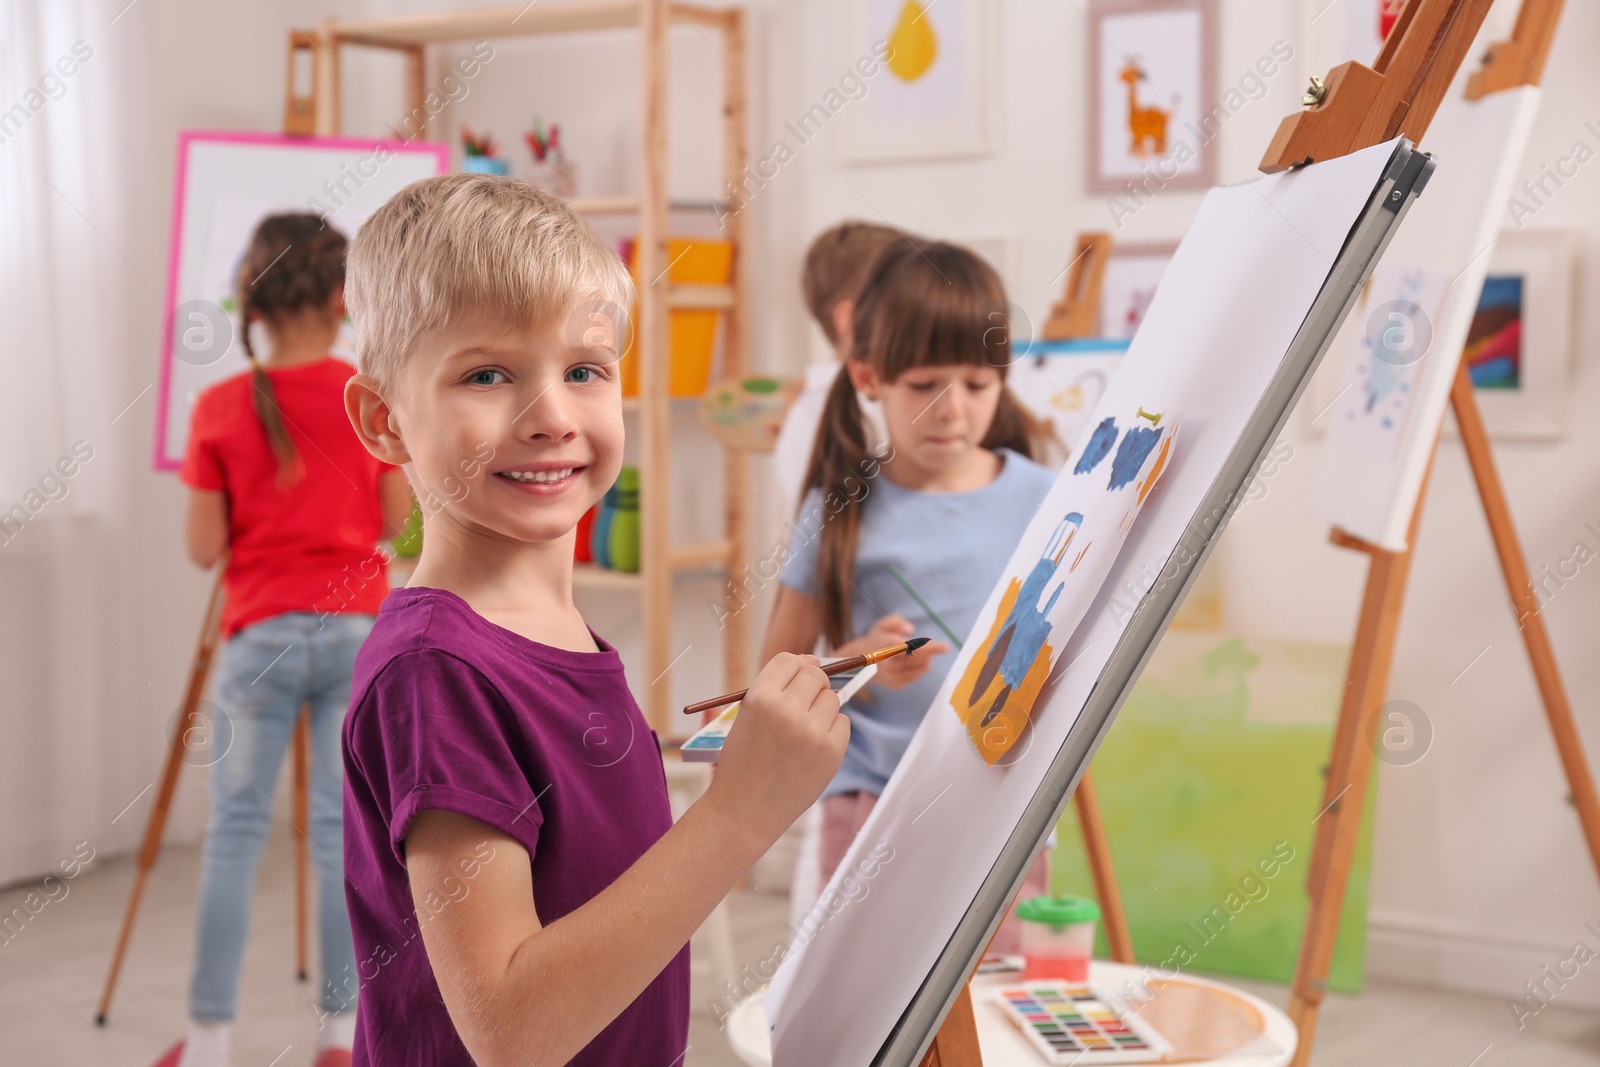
[1097,241,1177,339]
[837,0,999,162]
[1087,0,1218,195]
[1306,230,1576,440]
[1457,229,1575,439]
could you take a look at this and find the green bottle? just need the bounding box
[608,466,641,572]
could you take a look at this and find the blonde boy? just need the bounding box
[339,173,848,1066]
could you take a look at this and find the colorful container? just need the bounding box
[1015,895,1100,982]
[607,467,641,572]
[619,237,734,398]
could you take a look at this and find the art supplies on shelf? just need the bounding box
[523,116,577,196]
[681,662,879,762]
[460,126,508,175]
[992,981,1172,1064]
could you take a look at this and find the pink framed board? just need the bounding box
[153,130,449,471]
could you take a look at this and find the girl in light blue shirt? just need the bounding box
[763,239,1057,954]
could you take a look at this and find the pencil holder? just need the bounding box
[608,466,641,572]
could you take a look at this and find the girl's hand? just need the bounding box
[704,653,849,851]
[834,615,951,691]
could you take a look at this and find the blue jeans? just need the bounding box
[190,612,373,1022]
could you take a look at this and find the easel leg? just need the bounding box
[1287,474,1430,1067]
[919,982,984,1067]
[1072,770,1135,963]
[1449,361,1600,878]
[293,709,310,983]
[97,572,227,1025]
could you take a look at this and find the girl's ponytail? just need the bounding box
[238,286,302,486]
[800,363,873,649]
[234,214,349,487]
[982,384,1044,461]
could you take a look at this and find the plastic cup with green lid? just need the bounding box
[1014,894,1100,982]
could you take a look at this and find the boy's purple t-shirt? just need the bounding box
[341,586,689,1065]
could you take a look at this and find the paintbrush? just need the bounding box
[681,637,930,715]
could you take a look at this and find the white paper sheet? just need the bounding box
[765,139,1411,1065]
[1307,88,1542,550]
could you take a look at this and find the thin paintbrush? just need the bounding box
[886,562,965,649]
[681,637,930,715]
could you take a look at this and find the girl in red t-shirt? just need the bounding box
[160,215,412,1067]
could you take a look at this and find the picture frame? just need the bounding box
[1457,229,1575,440]
[1305,229,1576,441]
[1087,0,1218,195]
[1097,241,1178,339]
[836,0,999,163]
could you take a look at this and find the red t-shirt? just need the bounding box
[180,357,395,638]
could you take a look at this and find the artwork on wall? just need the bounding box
[837,0,998,162]
[1098,242,1177,339]
[1087,0,1217,195]
[1328,265,1450,459]
[1453,230,1573,439]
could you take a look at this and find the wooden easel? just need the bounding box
[916,234,1135,1066]
[1257,3,1596,1065]
[96,588,317,1015]
[1042,233,1113,341]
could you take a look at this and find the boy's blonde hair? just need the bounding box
[346,173,633,387]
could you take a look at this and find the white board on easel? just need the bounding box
[152,131,449,471]
[1306,87,1542,550]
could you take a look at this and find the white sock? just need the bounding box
[318,1009,357,1051]
[178,1020,231,1067]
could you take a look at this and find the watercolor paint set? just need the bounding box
[992,981,1170,1064]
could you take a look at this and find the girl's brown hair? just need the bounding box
[236,214,349,485]
[799,240,1040,648]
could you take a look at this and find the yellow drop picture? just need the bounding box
[887,0,938,82]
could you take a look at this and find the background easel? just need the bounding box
[916,230,1133,1067]
[1256,2,1598,1065]
[96,568,317,1023]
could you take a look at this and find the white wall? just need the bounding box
[24,0,1600,1017]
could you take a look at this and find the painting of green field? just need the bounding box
[1051,631,1375,992]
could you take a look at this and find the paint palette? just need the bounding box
[993,981,1171,1064]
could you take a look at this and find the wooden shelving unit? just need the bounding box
[291,0,751,731]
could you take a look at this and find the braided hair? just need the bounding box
[235,214,348,485]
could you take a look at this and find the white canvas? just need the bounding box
[765,138,1411,1065]
[1306,87,1542,550]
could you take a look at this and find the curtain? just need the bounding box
[0,0,172,885]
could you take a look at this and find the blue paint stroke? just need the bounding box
[1109,426,1163,490]
[1074,418,1119,475]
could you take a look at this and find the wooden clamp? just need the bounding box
[1042,232,1113,341]
[1466,0,1565,99]
[1260,0,1493,172]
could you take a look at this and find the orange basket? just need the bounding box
[621,237,734,397]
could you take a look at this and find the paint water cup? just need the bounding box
[1015,895,1100,982]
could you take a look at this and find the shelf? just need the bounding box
[667,283,735,310]
[573,539,733,590]
[568,196,728,215]
[327,1,735,49]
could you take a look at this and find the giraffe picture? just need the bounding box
[1088,0,1217,194]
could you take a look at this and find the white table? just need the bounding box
[726,961,1297,1066]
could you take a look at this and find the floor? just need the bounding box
[3,829,1598,1066]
